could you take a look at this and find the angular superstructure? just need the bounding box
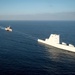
[38,34,75,52]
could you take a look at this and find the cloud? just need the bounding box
[0,12,75,20]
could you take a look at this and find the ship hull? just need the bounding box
[38,39,75,52]
[5,28,12,32]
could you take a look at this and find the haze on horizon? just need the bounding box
[0,0,75,20]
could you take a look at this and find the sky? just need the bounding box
[0,0,75,20]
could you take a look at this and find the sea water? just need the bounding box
[0,21,75,75]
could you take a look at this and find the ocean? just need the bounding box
[0,21,75,75]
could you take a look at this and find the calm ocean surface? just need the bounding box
[0,21,75,75]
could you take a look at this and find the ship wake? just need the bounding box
[0,25,38,41]
[0,26,5,30]
[14,30,38,41]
